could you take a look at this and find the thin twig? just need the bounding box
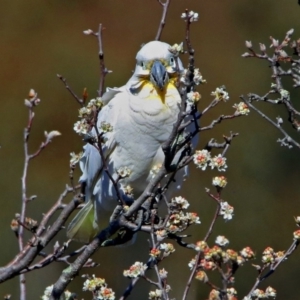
[242,29,300,135]
[98,24,108,97]
[199,114,239,132]
[155,0,171,41]
[18,106,35,300]
[242,95,300,149]
[19,245,89,274]
[57,74,84,107]
[203,195,221,241]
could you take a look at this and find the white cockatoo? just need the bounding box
[67,41,187,243]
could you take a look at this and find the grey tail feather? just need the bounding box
[66,200,98,243]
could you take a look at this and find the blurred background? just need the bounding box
[0,0,300,299]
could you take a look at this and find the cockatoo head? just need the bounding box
[128,41,184,93]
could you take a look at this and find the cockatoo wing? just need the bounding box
[67,87,125,242]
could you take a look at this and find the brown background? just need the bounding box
[0,0,300,299]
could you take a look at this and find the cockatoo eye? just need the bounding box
[170,57,175,66]
[140,61,146,70]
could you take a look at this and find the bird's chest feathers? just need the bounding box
[111,83,180,171]
[129,81,181,122]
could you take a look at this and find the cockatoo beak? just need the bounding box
[150,60,169,91]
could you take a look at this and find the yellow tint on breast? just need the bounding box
[142,81,178,104]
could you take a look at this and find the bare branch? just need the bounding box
[155,0,171,41]
[57,74,84,107]
[241,95,300,149]
[200,114,240,132]
[98,23,109,97]
[50,220,121,299]
[0,191,81,282]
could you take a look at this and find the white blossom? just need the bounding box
[171,196,190,209]
[169,42,183,56]
[193,149,211,170]
[215,235,229,247]
[70,151,83,166]
[186,91,201,104]
[123,262,147,278]
[209,154,227,172]
[211,86,229,101]
[96,286,115,300]
[117,166,132,178]
[74,119,89,135]
[233,102,250,115]
[220,202,234,220]
[212,176,228,188]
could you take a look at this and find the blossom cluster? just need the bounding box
[188,241,255,300]
[99,121,113,133]
[166,196,200,233]
[279,88,290,100]
[193,68,206,85]
[117,166,132,178]
[73,97,104,136]
[186,91,201,104]
[181,10,199,22]
[245,286,277,299]
[148,289,163,300]
[202,246,250,265]
[148,284,171,300]
[233,102,250,115]
[189,240,255,295]
[166,211,200,233]
[180,68,206,87]
[211,86,230,102]
[41,285,72,300]
[293,228,300,240]
[150,247,161,258]
[120,184,134,197]
[168,42,184,56]
[82,275,115,300]
[170,196,190,210]
[195,239,254,264]
[160,243,176,257]
[215,235,230,247]
[261,247,285,264]
[123,261,148,278]
[212,176,228,188]
[150,164,162,178]
[193,149,228,172]
[220,201,234,220]
[155,229,168,241]
[208,288,237,300]
[74,118,89,135]
[70,151,83,166]
[83,275,106,292]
